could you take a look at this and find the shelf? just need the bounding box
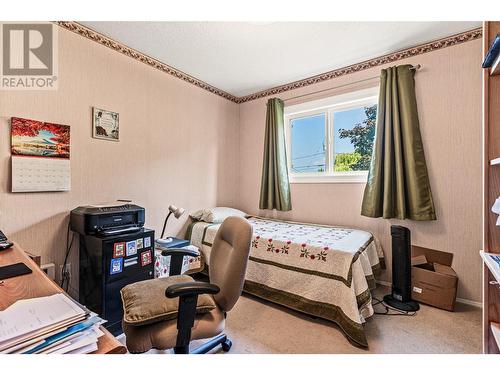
[492,322,500,349]
[490,157,500,166]
[480,250,500,283]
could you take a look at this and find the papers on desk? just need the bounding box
[0,293,106,354]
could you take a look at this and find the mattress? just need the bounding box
[187,216,384,348]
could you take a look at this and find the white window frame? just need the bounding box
[284,87,378,184]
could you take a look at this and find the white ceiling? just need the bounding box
[81,22,481,97]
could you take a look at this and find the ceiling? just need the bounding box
[81,22,481,97]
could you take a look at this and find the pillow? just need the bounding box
[120,275,216,326]
[190,207,247,223]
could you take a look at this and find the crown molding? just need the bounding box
[235,27,482,103]
[55,22,482,104]
[55,21,240,103]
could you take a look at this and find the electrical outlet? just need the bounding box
[41,263,56,280]
[59,263,71,281]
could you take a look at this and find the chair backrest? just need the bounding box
[209,216,253,312]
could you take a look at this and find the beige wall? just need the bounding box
[237,39,483,303]
[0,27,239,295]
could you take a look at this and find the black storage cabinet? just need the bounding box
[78,228,155,335]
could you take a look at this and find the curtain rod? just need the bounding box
[282,64,421,103]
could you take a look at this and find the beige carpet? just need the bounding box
[124,285,482,354]
[220,286,482,354]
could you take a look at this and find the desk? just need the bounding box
[0,243,126,354]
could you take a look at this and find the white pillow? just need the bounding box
[190,207,247,223]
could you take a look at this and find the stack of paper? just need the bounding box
[0,293,106,354]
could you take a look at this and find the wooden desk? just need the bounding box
[0,243,126,354]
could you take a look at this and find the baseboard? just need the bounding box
[455,298,483,308]
[375,280,391,287]
[375,281,482,308]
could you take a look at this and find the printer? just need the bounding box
[70,203,145,236]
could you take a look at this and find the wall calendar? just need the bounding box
[11,117,71,192]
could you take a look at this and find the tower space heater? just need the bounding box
[383,225,420,312]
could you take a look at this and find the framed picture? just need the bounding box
[92,107,119,141]
[113,242,125,258]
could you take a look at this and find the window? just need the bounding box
[285,87,378,183]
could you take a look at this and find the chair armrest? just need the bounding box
[161,248,200,276]
[161,248,200,258]
[166,281,220,298]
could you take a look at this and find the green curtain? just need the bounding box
[361,65,436,220]
[259,98,292,211]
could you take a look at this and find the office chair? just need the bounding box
[122,216,252,354]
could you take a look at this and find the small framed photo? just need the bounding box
[141,250,152,267]
[136,238,144,250]
[113,242,125,258]
[126,240,137,256]
[93,107,119,141]
[110,258,123,275]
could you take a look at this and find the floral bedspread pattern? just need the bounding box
[154,247,203,278]
[188,216,384,347]
[197,217,381,284]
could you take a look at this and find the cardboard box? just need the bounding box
[411,254,427,267]
[411,245,458,311]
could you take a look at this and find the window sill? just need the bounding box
[289,172,368,184]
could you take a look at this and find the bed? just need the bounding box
[186,216,384,348]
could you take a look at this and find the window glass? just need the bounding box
[290,114,326,173]
[285,88,378,182]
[334,105,377,172]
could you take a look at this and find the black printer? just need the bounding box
[70,204,145,236]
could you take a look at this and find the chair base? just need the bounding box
[176,334,231,354]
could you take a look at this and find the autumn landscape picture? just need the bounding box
[11,117,70,159]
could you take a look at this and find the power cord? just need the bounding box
[60,222,75,292]
[372,297,417,316]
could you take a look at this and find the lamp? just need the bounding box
[160,205,185,239]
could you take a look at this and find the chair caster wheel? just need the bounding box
[221,338,232,352]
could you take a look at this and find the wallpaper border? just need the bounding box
[55,22,482,104]
[55,21,239,102]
